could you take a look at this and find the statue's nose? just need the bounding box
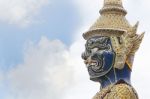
[82,51,90,60]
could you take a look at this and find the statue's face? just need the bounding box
[82,36,116,81]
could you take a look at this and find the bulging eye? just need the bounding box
[87,39,94,45]
[91,41,94,44]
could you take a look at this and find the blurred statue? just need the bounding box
[82,0,144,99]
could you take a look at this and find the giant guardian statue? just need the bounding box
[82,0,144,99]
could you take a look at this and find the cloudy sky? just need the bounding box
[0,0,150,99]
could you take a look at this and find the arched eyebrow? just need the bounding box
[95,37,109,42]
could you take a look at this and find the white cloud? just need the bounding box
[0,0,49,26]
[7,37,73,99]
[73,0,101,29]
[4,36,99,99]
[1,0,150,99]
[0,71,4,87]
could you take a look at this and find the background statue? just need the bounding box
[81,0,144,99]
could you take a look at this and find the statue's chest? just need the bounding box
[92,84,138,99]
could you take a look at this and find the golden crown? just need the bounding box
[83,0,144,69]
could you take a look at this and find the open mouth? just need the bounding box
[90,61,98,66]
[85,56,104,73]
[84,59,98,68]
[85,60,98,68]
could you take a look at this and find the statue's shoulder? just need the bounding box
[92,83,138,99]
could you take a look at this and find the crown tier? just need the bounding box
[83,0,132,40]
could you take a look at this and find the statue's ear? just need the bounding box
[110,37,127,69]
[114,54,127,69]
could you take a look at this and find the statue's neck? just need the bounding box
[99,63,131,89]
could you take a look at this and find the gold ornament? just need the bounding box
[92,83,138,99]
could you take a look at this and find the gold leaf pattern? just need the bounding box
[92,84,138,99]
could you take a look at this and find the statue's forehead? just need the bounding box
[89,36,109,39]
[87,36,110,43]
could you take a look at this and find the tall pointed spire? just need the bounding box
[104,0,123,6]
[100,0,127,15]
[83,0,131,40]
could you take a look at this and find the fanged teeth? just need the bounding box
[91,48,98,53]
[90,62,98,66]
[86,62,98,68]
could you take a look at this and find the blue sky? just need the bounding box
[0,1,83,98]
[0,0,81,71]
[0,0,150,99]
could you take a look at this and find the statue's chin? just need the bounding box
[87,65,104,80]
[87,63,113,82]
[90,77,100,82]
[88,69,107,82]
